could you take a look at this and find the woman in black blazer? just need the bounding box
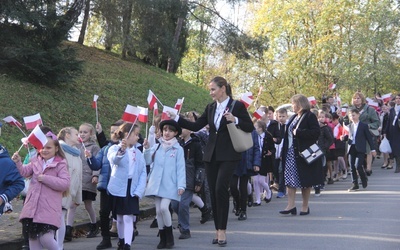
[170,76,254,246]
[280,94,322,216]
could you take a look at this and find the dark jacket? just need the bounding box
[260,130,276,176]
[235,130,261,177]
[178,98,254,162]
[282,111,323,187]
[0,145,24,215]
[385,107,400,157]
[180,134,205,191]
[318,124,334,154]
[267,120,282,144]
[346,121,376,154]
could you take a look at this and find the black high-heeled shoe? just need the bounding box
[279,207,297,215]
[299,207,310,216]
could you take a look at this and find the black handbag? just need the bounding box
[300,144,323,164]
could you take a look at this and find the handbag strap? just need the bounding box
[229,100,236,113]
[295,112,306,130]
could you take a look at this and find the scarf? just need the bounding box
[159,137,178,150]
[60,140,81,157]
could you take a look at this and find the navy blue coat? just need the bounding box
[385,108,400,157]
[234,130,261,177]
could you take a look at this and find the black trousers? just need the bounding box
[348,145,367,184]
[230,175,249,212]
[205,157,238,230]
[99,190,112,238]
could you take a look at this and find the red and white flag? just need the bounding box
[147,90,157,110]
[308,96,317,106]
[23,113,43,130]
[27,125,48,150]
[240,92,253,109]
[328,83,336,90]
[92,94,99,108]
[336,95,341,108]
[174,98,184,112]
[253,109,265,120]
[367,99,379,110]
[154,103,159,116]
[2,116,22,127]
[138,106,149,123]
[122,105,141,123]
[161,106,178,121]
[382,93,392,103]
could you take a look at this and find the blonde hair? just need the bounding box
[291,94,311,112]
[57,127,77,141]
[352,92,366,105]
[79,123,97,143]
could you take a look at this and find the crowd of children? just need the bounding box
[3,90,400,250]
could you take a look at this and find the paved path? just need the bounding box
[2,158,400,249]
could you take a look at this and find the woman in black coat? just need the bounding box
[169,76,254,246]
[280,94,322,216]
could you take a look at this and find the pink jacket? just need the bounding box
[16,155,70,228]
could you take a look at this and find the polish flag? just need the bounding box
[382,93,392,103]
[161,106,178,121]
[147,90,157,110]
[367,100,379,111]
[154,103,159,116]
[138,106,149,123]
[328,83,336,90]
[27,125,48,150]
[253,109,265,120]
[336,96,341,108]
[240,92,253,109]
[341,107,347,117]
[23,113,43,130]
[92,94,99,108]
[174,98,184,112]
[308,96,317,106]
[2,116,22,127]
[122,105,141,123]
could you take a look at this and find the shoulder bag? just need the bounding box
[226,100,253,152]
[295,112,323,165]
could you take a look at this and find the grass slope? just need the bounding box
[0,41,210,153]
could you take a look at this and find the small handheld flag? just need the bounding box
[23,113,43,130]
[240,92,253,109]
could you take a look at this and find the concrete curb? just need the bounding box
[0,206,156,250]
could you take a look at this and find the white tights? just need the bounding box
[117,214,134,244]
[29,231,58,250]
[154,197,172,229]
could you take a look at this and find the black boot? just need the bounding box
[150,218,158,228]
[87,223,99,238]
[165,226,174,249]
[117,238,125,250]
[157,229,166,249]
[65,225,73,242]
[199,206,211,224]
[96,236,112,250]
[123,243,131,250]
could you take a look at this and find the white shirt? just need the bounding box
[214,98,230,130]
[258,133,264,152]
[351,122,359,145]
[42,157,55,171]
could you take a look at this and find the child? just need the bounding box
[0,144,24,217]
[316,110,334,196]
[143,119,186,249]
[105,123,147,250]
[274,108,288,198]
[57,127,82,250]
[12,131,70,250]
[88,120,125,249]
[252,120,275,206]
[331,113,347,179]
[230,124,261,220]
[172,120,205,239]
[342,108,377,191]
[66,123,100,239]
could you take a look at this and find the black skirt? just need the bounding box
[111,179,140,216]
[21,218,58,239]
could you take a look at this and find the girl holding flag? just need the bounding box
[12,130,70,250]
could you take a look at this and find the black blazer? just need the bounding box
[178,98,254,162]
[348,121,376,153]
[267,120,282,144]
[281,110,322,187]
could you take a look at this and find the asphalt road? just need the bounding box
[62,158,400,250]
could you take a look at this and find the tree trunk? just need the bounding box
[121,0,133,59]
[78,0,91,45]
[167,0,188,73]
